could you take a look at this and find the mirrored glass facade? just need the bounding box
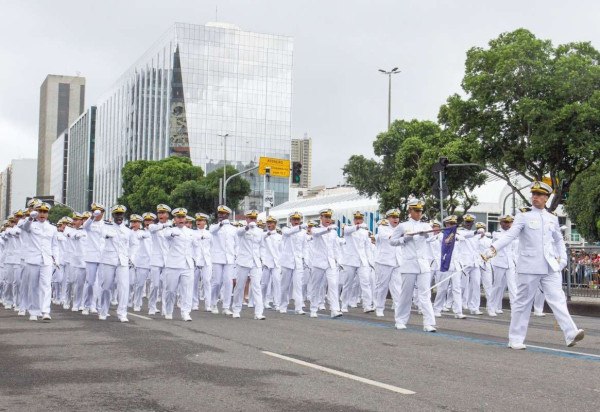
[94,22,293,208]
[50,131,68,204]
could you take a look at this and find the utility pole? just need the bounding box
[378,67,400,130]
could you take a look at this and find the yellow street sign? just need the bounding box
[258,157,290,178]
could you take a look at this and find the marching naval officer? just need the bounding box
[209,205,237,315]
[21,202,58,321]
[162,208,195,321]
[193,213,212,312]
[278,211,308,314]
[483,181,584,349]
[231,210,265,319]
[390,199,436,332]
[97,205,131,322]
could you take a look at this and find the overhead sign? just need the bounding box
[258,157,290,178]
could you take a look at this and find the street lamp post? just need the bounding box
[378,67,400,130]
[218,133,229,205]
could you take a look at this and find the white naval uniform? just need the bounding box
[260,229,282,310]
[489,230,518,314]
[21,219,59,317]
[430,231,465,315]
[373,224,402,315]
[130,228,152,311]
[163,226,195,318]
[478,234,493,310]
[98,222,131,319]
[309,225,341,315]
[82,217,106,311]
[390,219,436,327]
[456,228,483,313]
[492,207,579,345]
[340,224,374,311]
[279,225,308,313]
[54,231,67,303]
[69,228,87,311]
[148,222,169,314]
[3,225,23,308]
[209,220,237,311]
[193,228,212,311]
[232,223,264,317]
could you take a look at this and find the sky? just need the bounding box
[0,0,599,188]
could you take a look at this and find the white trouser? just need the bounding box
[99,263,129,317]
[433,270,463,315]
[490,266,517,312]
[509,272,579,345]
[480,264,493,304]
[3,263,19,307]
[193,265,212,309]
[84,262,100,310]
[261,266,281,308]
[341,265,374,310]
[148,265,164,313]
[309,266,340,312]
[374,263,395,311]
[23,263,52,316]
[71,267,87,310]
[395,272,436,327]
[233,266,263,317]
[133,267,151,309]
[163,267,192,317]
[533,289,545,313]
[463,266,481,311]
[279,267,303,311]
[211,263,234,310]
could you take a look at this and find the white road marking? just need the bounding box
[526,344,600,359]
[127,312,153,320]
[262,351,416,395]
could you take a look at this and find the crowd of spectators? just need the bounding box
[569,250,600,286]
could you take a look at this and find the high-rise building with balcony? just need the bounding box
[291,135,312,188]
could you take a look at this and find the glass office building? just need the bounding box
[50,131,69,204]
[94,22,293,209]
[67,106,96,213]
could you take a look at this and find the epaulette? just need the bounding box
[104,221,113,225]
[550,210,557,216]
[519,207,531,213]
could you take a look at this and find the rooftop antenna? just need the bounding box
[215,5,218,21]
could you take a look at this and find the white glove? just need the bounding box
[74,233,83,239]
[300,224,307,230]
[248,222,257,228]
[481,247,496,261]
[163,221,173,228]
[93,210,102,217]
[30,211,39,219]
[477,228,485,235]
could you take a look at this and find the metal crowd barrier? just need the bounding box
[564,246,600,300]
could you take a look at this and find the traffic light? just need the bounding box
[292,161,302,184]
[561,179,570,201]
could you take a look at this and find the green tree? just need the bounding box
[343,119,486,218]
[48,204,73,224]
[563,162,600,242]
[119,157,251,216]
[439,28,600,211]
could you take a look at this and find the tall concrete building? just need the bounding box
[0,159,38,220]
[37,74,85,196]
[291,135,312,188]
[93,22,293,208]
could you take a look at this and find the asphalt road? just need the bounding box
[1,302,599,411]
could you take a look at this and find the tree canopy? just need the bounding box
[343,119,486,218]
[118,156,250,216]
[563,162,600,242]
[48,204,73,224]
[439,28,600,211]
